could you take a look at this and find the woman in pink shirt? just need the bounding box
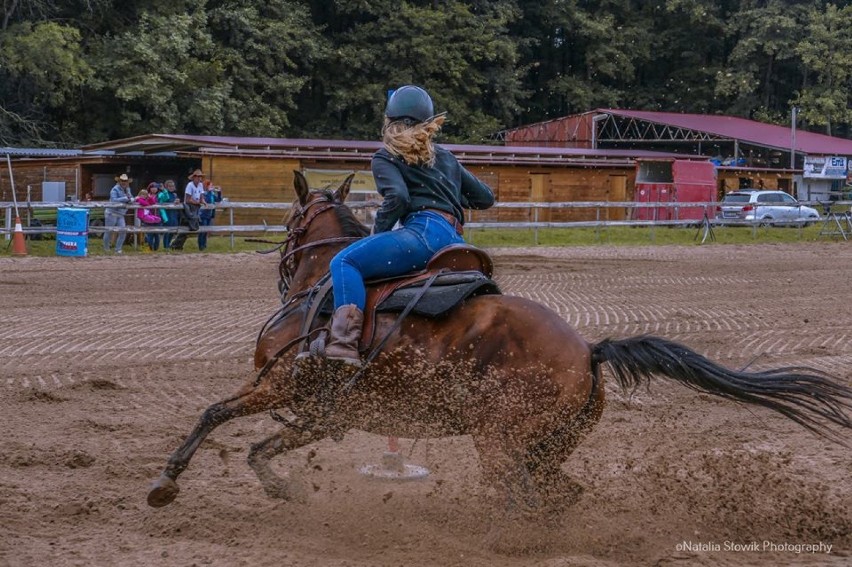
[136,186,163,250]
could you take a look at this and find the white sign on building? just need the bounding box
[803,156,848,179]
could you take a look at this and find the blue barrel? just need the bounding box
[56,208,89,257]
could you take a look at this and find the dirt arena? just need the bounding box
[1,243,850,566]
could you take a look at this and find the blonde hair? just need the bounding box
[382,115,446,167]
[137,189,148,198]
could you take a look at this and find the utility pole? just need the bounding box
[790,106,799,169]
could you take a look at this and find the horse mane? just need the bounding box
[326,191,370,238]
[287,189,370,238]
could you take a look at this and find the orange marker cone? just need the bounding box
[11,215,28,256]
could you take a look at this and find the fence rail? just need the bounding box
[3,200,850,248]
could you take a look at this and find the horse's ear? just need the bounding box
[333,173,355,203]
[294,171,310,206]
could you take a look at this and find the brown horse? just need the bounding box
[148,171,852,515]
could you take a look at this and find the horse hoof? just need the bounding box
[147,475,180,507]
[262,481,291,500]
[262,476,307,502]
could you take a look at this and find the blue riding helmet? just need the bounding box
[385,85,435,123]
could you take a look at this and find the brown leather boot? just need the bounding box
[324,305,364,368]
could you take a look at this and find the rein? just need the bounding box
[343,269,444,392]
[262,269,443,434]
[254,289,311,348]
[255,193,365,388]
[259,189,435,429]
[276,198,363,295]
[279,235,361,267]
[252,276,333,389]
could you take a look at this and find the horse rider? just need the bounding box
[297,85,495,372]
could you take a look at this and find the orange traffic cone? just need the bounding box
[11,215,28,256]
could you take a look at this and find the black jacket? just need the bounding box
[371,146,495,234]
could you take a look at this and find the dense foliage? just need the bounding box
[1,0,851,146]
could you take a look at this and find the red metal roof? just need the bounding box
[81,133,689,165]
[602,109,852,156]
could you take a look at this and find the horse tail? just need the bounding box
[590,335,852,444]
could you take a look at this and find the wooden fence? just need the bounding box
[3,200,848,248]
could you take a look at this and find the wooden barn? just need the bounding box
[4,135,692,228]
[7,108,852,232]
[502,109,852,200]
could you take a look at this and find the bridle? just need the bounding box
[278,191,361,296]
[253,191,363,389]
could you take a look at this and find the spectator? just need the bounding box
[170,169,204,250]
[104,173,134,254]
[136,187,162,251]
[199,182,223,251]
[157,180,180,249]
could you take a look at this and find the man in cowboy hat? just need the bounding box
[104,173,134,254]
[170,168,204,250]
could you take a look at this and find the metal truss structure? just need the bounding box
[594,113,729,145]
[592,112,786,168]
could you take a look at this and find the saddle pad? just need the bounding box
[376,271,501,317]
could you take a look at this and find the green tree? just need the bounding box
[514,0,739,120]
[629,0,734,113]
[794,2,852,134]
[207,0,328,135]
[84,7,218,140]
[513,1,731,120]
[1,0,55,31]
[297,0,524,142]
[715,0,809,123]
[4,0,852,146]
[80,0,325,140]
[511,0,649,121]
[0,21,93,145]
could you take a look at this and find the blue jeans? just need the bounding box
[162,218,178,249]
[145,229,160,251]
[330,211,464,310]
[104,210,127,252]
[199,217,213,250]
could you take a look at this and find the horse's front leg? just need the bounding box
[147,378,289,507]
[247,422,329,500]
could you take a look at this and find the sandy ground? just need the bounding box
[1,243,850,567]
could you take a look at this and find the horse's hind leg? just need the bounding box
[473,432,553,554]
[147,379,288,507]
[472,433,540,511]
[525,380,605,506]
[247,423,328,500]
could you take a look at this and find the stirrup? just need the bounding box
[295,331,327,360]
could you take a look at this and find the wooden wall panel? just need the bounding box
[608,175,629,220]
[491,168,529,222]
[547,169,617,221]
[1,164,79,202]
[717,170,793,197]
[201,157,300,227]
[465,166,636,223]
[204,156,298,200]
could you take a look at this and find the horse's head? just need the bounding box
[293,169,353,210]
[278,171,369,296]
